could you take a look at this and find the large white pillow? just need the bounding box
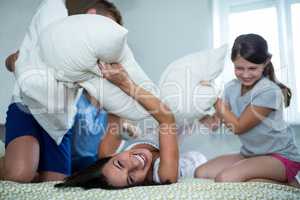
[15,0,68,77]
[38,14,156,121]
[79,44,157,121]
[38,14,128,82]
[15,1,155,144]
[158,45,228,125]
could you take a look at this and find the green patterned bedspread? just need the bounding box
[1,178,300,200]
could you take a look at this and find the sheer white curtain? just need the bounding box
[212,0,300,124]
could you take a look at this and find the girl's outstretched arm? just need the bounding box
[98,114,123,158]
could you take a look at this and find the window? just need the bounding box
[291,3,300,113]
[229,7,281,80]
[213,0,300,123]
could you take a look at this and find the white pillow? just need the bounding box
[15,0,68,77]
[38,14,128,82]
[15,1,155,144]
[79,44,157,121]
[38,14,155,121]
[158,45,228,125]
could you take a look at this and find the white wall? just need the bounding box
[0,0,213,123]
[113,0,213,83]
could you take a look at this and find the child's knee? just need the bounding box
[215,171,232,182]
[215,170,244,182]
[194,164,209,179]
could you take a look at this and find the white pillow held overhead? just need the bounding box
[15,2,156,144]
[38,14,128,82]
[159,45,228,125]
[39,14,156,121]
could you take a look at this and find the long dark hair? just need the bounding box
[67,0,123,25]
[55,156,166,190]
[231,34,292,107]
[55,157,120,190]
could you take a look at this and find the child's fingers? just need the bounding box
[97,60,105,70]
[110,63,121,67]
[99,63,116,73]
[102,68,120,80]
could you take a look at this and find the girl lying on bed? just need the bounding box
[55,63,207,189]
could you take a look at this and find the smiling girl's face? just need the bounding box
[101,148,153,187]
[233,56,265,87]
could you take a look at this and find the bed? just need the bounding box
[1,138,300,200]
[1,178,300,200]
